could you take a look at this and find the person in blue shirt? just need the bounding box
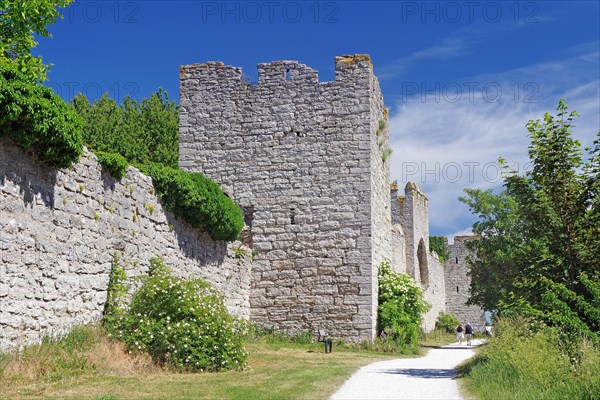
[465,323,473,346]
[456,324,464,345]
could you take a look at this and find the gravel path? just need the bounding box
[330,339,485,400]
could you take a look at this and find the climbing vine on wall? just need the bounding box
[102,252,128,333]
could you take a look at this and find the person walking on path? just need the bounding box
[465,323,473,346]
[456,324,464,345]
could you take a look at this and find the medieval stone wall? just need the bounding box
[422,254,446,332]
[368,72,393,335]
[397,183,430,285]
[390,183,407,274]
[444,236,486,330]
[1,53,484,349]
[179,55,392,341]
[0,143,251,351]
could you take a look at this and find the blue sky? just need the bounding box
[36,0,600,238]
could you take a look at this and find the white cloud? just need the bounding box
[388,46,600,237]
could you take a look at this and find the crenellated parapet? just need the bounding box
[179,55,391,342]
[179,54,374,91]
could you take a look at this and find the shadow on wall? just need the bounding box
[418,238,429,288]
[164,212,228,266]
[0,140,228,265]
[0,142,58,209]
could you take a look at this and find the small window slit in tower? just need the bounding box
[456,257,458,264]
[456,286,459,293]
[285,69,291,81]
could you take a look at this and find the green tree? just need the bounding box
[0,58,83,167]
[72,89,179,167]
[429,236,450,263]
[459,188,525,311]
[72,93,121,153]
[460,100,599,337]
[0,0,73,82]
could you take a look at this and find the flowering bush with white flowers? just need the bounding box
[105,257,248,372]
[378,259,431,352]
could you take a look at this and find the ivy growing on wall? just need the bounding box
[102,252,128,333]
[76,93,244,242]
[95,151,129,180]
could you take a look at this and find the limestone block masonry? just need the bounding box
[444,236,486,330]
[422,254,445,332]
[0,142,251,351]
[390,182,445,332]
[179,55,393,342]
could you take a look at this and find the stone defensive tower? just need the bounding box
[178,55,393,341]
[392,182,430,286]
[390,181,445,331]
[445,236,486,328]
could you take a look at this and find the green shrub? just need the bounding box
[137,163,244,242]
[499,274,600,346]
[378,259,430,352]
[435,312,460,333]
[0,59,83,167]
[96,151,129,180]
[106,258,248,372]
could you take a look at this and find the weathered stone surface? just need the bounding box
[1,55,481,349]
[389,181,449,333]
[445,236,486,330]
[179,55,392,342]
[0,142,251,351]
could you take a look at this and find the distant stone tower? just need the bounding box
[445,236,486,330]
[389,181,407,274]
[394,182,430,286]
[178,55,393,341]
[390,181,445,332]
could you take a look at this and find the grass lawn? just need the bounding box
[0,330,402,400]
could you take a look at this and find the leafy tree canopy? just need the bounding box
[0,57,83,167]
[460,100,599,339]
[72,90,179,168]
[429,236,450,263]
[0,0,73,82]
